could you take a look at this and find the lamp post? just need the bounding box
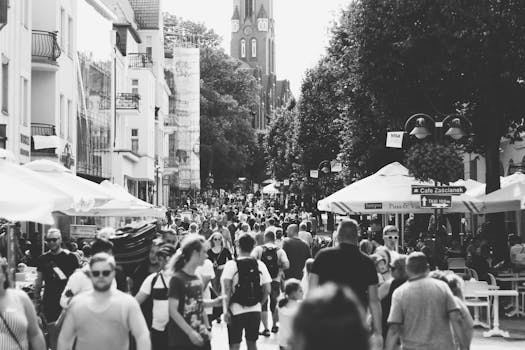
[155,161,160,206]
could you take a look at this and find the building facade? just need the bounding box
[0,0,32,163]
[230,0,291,129]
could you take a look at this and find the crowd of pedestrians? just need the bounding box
[0,198,480,350]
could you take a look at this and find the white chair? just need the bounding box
[463,281,492,328]
[448,258,467,273]
[487,273,497,287]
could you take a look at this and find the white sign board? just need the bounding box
[386,131,404,148]
[70,225,97,239]
[310,170,319,178]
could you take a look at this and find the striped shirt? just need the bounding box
[0,289,29,350]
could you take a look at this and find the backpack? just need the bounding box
[231,258,262,307]
[261,246,279,279]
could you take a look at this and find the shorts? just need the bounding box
[262,281,281,312]
[227,312,261,345]
[151,328,168,350]
[168,343,211,350]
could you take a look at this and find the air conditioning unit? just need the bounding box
[0,0,8,31]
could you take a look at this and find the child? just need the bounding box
[278,279,303,350]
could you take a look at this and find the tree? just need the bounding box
[331,0,525,261]
[265,107,299,180]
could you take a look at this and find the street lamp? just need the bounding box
[155,161,161,206]
[404,113,472,142]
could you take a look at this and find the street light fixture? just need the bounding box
[404,113,471,142]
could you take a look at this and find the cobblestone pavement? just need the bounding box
[210,318,525,350]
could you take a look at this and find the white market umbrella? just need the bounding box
[262,182,280,195]
[475,182,524,213]
[0,159,74,224]
[318,162,485,215]
[23,160,112,210]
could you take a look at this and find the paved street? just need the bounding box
[210,319,525,350]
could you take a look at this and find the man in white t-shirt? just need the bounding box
[222,233,271,350]
[298,222,313,248]
[195,256,216,326]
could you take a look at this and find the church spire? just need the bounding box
[257,4,268,19]
[232,6,240,20]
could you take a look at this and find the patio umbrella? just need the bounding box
[23,160,112,211]
[0,159,73,224]
[262,182,280,195]
[317,162,485,215]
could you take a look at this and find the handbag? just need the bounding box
[0,313,24,350]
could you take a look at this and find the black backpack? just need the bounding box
[261,246,279,279]
[231,258,262,307]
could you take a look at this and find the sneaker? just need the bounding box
[260,329,271,337]
[271,326,279,333]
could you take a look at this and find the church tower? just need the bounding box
[231,0,275,76]
[231,0,281,130]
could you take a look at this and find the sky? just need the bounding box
[162,0,350,97]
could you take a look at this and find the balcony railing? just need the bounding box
[128,53,153,69]
[116,93,140,110]
[32,30,61,64]
[31,123,57,155]
[0,0,8,30]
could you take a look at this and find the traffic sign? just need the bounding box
[412,185,466,195]
[420,195,452,208]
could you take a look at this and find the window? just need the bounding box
[251,38,257,58]
[132,79,139,95]
[59,95,65,137]
[131,129,139,153]
[68,17,73,57]
[67,99,73,140]
[20,77,28,126]
[60,8,66,49]
[245,0,254,18]
[0,124,6,149]
[1,62,8,114]
[240,39,246,58]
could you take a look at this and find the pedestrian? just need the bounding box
[277,279,303,350]
[57,253,150,350]
[167,235,211,350]
[34,228,79,323]
[385,252,469,350]
[380,255,407,340]
[221,233,272,350]
[0,258,46,350]
[429,271,473,349]
[207,232,232,323]
[298,222,313,248]
[251,229,290,336]
[194,247,215,331]
[291,283,369,350]
[135,244,177,350]
[382,225,401,262]
[132,242,162,295]
[309,219,383,349]
[282,224,311,280]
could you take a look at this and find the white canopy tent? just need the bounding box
[262,182,280,195]
[318,162,487,215]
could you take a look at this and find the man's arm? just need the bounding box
[279,249,290,270]
[128,299,151,350]
[222,278,233,323]
[450,310,469,350]
[307,273,319,296]
[368,285,383,337]
[57,306,76,350]
[33,272,43,310]
[385,324,401,350]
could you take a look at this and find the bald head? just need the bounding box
[287,224,299,238]
[336,219,359,244]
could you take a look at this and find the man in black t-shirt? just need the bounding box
[35,228,79,322]
[310,219,383,348]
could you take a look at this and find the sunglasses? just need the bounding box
[384,235,399,240]
[213,238,222,241]
[46,238,59,243]
[91,270,113,278]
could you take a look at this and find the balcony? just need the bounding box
[32,30,61,69]
[128,53,153,69]
[31,123,57,156]
[116,93,140,110]
[0,0,7,30]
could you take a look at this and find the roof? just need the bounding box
[232,5,240,20]
[257,4,268,19]
[129,0,160,29]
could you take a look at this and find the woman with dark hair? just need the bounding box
[207,232,232,323]
[167,235,211,350]
[291,283,369,350]
[0,259,46,350]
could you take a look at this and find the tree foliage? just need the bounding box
[406,142,464,184]
[265,107,299,180]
